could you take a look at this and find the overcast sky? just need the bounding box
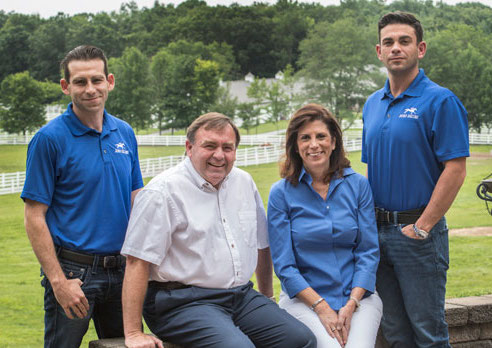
[1,0,491,18]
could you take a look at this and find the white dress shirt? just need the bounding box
[121,157,269,289]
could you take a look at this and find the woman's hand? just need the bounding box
[337,300,357,345]
[315,302,344,347]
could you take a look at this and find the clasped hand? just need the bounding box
[316,302,356,347]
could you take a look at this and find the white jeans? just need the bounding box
[279,291,383,348]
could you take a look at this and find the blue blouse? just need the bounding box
[267,167,379,310]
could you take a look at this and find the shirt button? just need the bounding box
[231,244,235,248]
[326,206,330,209]
[103,149,107,153]
[387,114,391,118]
[223,218,226,223]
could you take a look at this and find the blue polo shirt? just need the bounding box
[268,168,379,311]
[21,104,143,254]
[362,69,469,212]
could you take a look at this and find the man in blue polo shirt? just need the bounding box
[362,12,469,348]
[21,45,143,348]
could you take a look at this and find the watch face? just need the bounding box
[413,225,428,239]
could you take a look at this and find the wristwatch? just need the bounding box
[413,224,429,239]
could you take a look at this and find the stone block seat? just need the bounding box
[89,295,492,348]
[88,337,181,348]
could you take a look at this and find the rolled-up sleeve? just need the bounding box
[351,178,379,293]
[267,182,310,298]
[121,187,179,265]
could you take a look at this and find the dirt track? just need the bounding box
[450,226,492,237]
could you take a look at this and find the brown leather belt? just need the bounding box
[57,247,125,268]
[148,280,191,290]
[375,207,425,225]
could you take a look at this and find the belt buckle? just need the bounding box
[103,256,117,268]
[385,210,391,224]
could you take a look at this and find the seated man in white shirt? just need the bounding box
[121,112,317,348]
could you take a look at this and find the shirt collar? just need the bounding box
[62,103,116,137]
[382,68,426,100]
[183,157,231,191]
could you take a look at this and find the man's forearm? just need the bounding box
[25,200,65,286]
[123,256,150,336]
[417,157,467,232]
[255,247,273,297]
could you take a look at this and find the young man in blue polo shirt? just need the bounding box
[21,45,143,348]
[362,12,469,348]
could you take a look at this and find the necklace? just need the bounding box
[312,181,330,200]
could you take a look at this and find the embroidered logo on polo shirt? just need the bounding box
[398,107,419,119]
[115,142,129,154]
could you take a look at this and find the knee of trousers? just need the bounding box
[284,323,317,348]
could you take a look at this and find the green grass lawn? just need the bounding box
[0,145,29,172]
[0,144,491,346]
[1,183,490,346]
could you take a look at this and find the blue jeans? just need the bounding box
[143,281,317,348]
[41,257,125,348]
[377,217,450,348]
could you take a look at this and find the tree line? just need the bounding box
[0,0,491,134]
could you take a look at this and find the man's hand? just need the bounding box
[316,304,344,347]
[337,301,356,345]
[125,332,164,348]
[401,224,425,240]
[52,278,89,319]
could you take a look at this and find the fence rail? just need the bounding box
[0,171,26,195]
[0,132,490,195]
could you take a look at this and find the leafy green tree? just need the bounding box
[0,14,41,81]
[39,80,65,105]
[66,13,124,59]
[421,24,492,131]
[211,84,239,119]
[298,17,380,126]
[192,58,220,115]
[151,46,221,133]
[247,77,291,129]
[271,1,314,71]
[106,47,153,132]
[0,71,46,134]
[163,40,239,80]
[28,14,68,82]
[237,102,261,135]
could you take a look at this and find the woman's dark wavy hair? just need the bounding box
[280,103,350,186]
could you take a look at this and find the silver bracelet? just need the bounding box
[311,297,325,311]
[349,296,360,311]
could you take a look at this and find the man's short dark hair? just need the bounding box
[378,11,423,43]
[187,112,241,147]
[60,45,109,82]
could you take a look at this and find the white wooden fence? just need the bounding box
[0,171,25,195]
[4,132,492,146]
[0,132,490,195]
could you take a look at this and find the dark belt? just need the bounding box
[375,207,425,225]
[148,280,191,290]
[57,247,125,269]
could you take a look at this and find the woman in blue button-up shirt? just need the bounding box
[268,104,382,348]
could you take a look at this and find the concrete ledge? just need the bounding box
[447,295,492,324]
[88,338,181,348]
[375,295,492,347]
[89,295,492,348]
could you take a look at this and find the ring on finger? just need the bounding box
[331,327,336,331]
